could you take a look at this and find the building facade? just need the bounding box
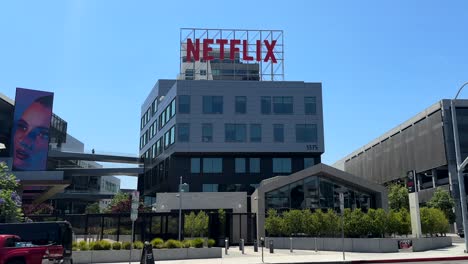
[252,163,388,239]
[334,99,468,232]
[139,80,324,202]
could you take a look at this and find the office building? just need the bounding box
[138,79,324,203]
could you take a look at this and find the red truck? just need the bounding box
[0,235,64,264]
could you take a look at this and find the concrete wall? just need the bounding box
[412,236,452,252]
[265,237,452,253]
[265,237,399,253]
[73,248,222,263]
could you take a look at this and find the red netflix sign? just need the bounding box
[186,38,277,63]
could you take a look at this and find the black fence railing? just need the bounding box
[26,211,256,246]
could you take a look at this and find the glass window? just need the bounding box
[203,96,223,114]
[235,96,247,114]
[200,69,207,76]
[178,123,190,142]
[179,95,190,114]
[203,184,218,192]
[185,69,194,80]
[304,158,315,168]
[304,176,319,209]
[156,138,162,156]
[305,97,316,115]
[170,126,175,144]
[273,124,284,142]
[319,178,334,208]
[235,158,246,173]
[225,124,247,142]
[170,99,176,117]
[203,158,223,173]
[290,180,305,209]
[296,124,318,142]
[250,124,261,142]
[261,96,271,114]
[164,130,170,148]
[191,158,200,173]
[272,158,291,174]
[202,123,213,142]
[266,185,289,210]
[249,158,260,173]
[273,96,293,114]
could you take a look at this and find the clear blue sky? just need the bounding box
[1,1,467,189]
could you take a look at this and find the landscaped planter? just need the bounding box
[265,236,452,253]
[265,237,452,253]
[72,247,222,263]
[411,236,452,252]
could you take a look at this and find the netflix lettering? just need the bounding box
[186,38,277,63]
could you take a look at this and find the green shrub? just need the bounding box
[72,241,79,251]
[133,241,144,249]
[191,238,204,248]
[182,240,191,248]
[421,207,449,236]
[265,209,284,237]
[78,241,89,251]
[164,239,183,248]
[150,238,164,249]
[100,240,112,250]
[112,242,122,250]
[207,239,215,248]
[282,210,304,235]
[90,241,100,250]
[122,241,132,250]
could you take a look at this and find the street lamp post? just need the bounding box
[178,176,183,241]
[178,176,188,241]
[451,81,468,253]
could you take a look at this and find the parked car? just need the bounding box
[0,234,64,264]
[0,222,73,264]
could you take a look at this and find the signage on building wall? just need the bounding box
[185,38,278,63]
[180,28,284,81]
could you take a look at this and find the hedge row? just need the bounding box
[72,238,215,251]
[265,207,449,238]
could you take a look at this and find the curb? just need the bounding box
[352,256,468,263]
[274,256,468,264]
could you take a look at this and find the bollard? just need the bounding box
[260,237,264,263]
[290,237,293,253]
[269,240,274,254]
[241,239,245,254]
[254,239,258,252]
[225,238,229,255]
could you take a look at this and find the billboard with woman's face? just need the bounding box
[11,88,54,171]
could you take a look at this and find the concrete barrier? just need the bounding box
[265,237,452,253]
[72,247,222,263]
[412,236,452,252]
[266,237,399,253]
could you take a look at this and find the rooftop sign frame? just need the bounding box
[180,28,284,81]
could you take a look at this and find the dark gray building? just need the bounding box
[252,163,388,239]
[138,80,324,204]
[334,99,468,232]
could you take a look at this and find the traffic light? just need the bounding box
[407,170,416,193]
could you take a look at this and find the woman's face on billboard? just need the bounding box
[13,101,51,170]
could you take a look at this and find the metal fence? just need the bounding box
[27,211,256,245]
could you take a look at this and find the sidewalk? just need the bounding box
[102,242,468,264]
